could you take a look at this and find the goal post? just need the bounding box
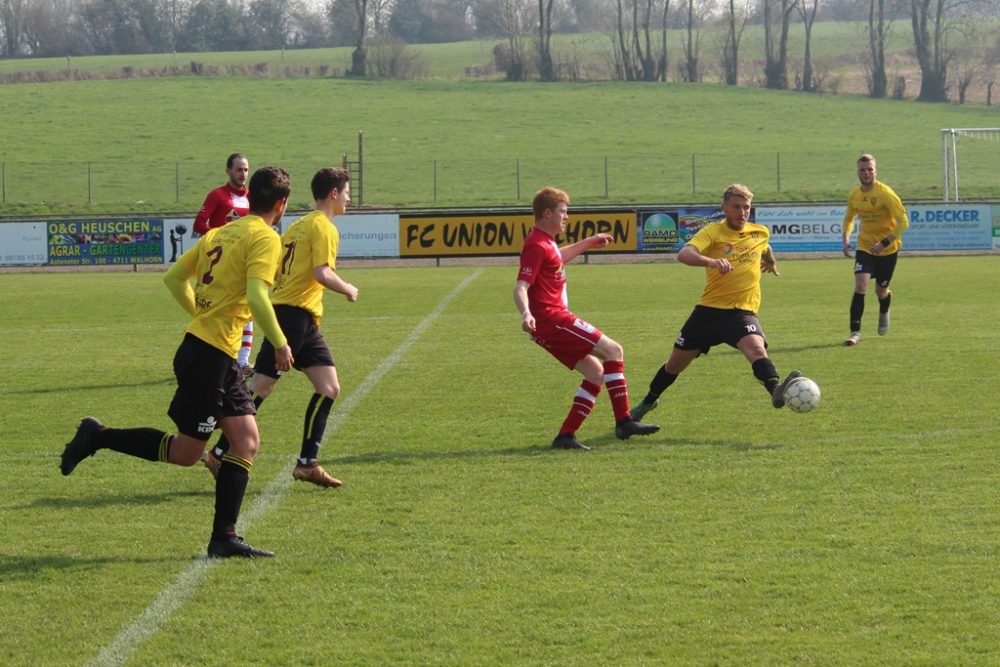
[941,128,1000,202]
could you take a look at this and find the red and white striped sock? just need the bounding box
[559,380,602,436]
[237,319,254,367]
[603,360,631,422]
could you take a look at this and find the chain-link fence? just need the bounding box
[2,148,997,211]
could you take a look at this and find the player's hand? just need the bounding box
[521,313,536,334]
[344,283,359,302]
[275,345,294,372]
[590,233,613,248]
[710,258,733,274]
[761,258,779,275]
[842,242,852,257]
[869,241,884,255]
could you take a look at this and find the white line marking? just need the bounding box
[89,268,483,667]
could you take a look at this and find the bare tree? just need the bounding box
[796,0,819,91]
[612,0,669,81]
[0,0,28,55]
[908,0,993,102]
[762,0,797,89]
[490,0,532,79]
[537,0,555,80]
[720,0,749,85]
[681,0,707,82]
[350,0,370,74]
[864,0,888,97]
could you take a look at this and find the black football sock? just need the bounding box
[879,292,892,313]
[213,394,265,458]
[212,455,251,540]
[752,358,780,395]
[644,365,678,403]
[94,427,171,462]
[299,393,334,463]
[850,292,865,332]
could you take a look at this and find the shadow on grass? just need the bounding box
[333,435,778,465]
[10,377,174,395]
[0,552,188,582]
[17,488,211,511]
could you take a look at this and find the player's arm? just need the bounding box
[880,192,910,248]
[841,204,857,257]
[247,277,294,371]
[163,251,198,316]
[559,233,612,263]
[513,280,535,333]
[192,191,219,236]
[761,245,779,276]
[678,243,732,274]
[314,265,358,302]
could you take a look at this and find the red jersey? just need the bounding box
[193,184,250,236]
[518,226,569,322]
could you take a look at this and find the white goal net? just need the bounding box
[941,128,1000,201]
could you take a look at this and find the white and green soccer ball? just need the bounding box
[785,378,821,413]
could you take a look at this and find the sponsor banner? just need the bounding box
[636,211,680,253]
[993,205,1000,251]
[400,211,637,257]
[278,213,399,257]
[0,222,48,265]
[677,207,729,244]
[906,204,992,251]
[47,219,164,266]
[754,206,843,252]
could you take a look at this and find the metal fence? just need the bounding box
[2,148,997,211]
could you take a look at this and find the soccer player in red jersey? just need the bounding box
[514,187,660,451]
[194,153,255,371]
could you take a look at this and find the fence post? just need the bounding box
[776,152,781,192]
[433,160,438,203]
[356,129,363,207]
[176,162,180,202]
[604,156,609,198]
[516,158,520,200]
[691,154,696,195]
[88,161,92,204]
[2,162,5,204]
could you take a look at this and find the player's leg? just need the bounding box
[237,319,254,372]
[207,413,274,558]
[59,417,175,475]
[203,338,281,475]
[874,253,897,336]
[633,309,707,421]
[846,253,873,345]
[292,364,343,488]
[589,334,660,440]
[552,354,604,451]
[736,335,801,408]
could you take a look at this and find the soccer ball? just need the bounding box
[784,378,821,413]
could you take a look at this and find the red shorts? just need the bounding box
[531,312,603,369]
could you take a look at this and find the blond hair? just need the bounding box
[723,183,754,202]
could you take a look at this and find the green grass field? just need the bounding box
[2,75,1000,216]
[2,255,998,665]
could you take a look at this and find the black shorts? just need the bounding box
[853,250,898,288]
[254,305,335,378]
[674,305,767,354]
[167,334,256,440]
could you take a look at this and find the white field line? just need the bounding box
[89,268,483,667]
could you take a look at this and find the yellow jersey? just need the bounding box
[270,210,340,323]
[688,220,771,313]
[843,180,909,254]
[176,214,281,357]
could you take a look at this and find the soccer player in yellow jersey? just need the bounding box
[203,168,358,488]
[841,153,909,346]
[60,166,294,559]
[631,184,805,421]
